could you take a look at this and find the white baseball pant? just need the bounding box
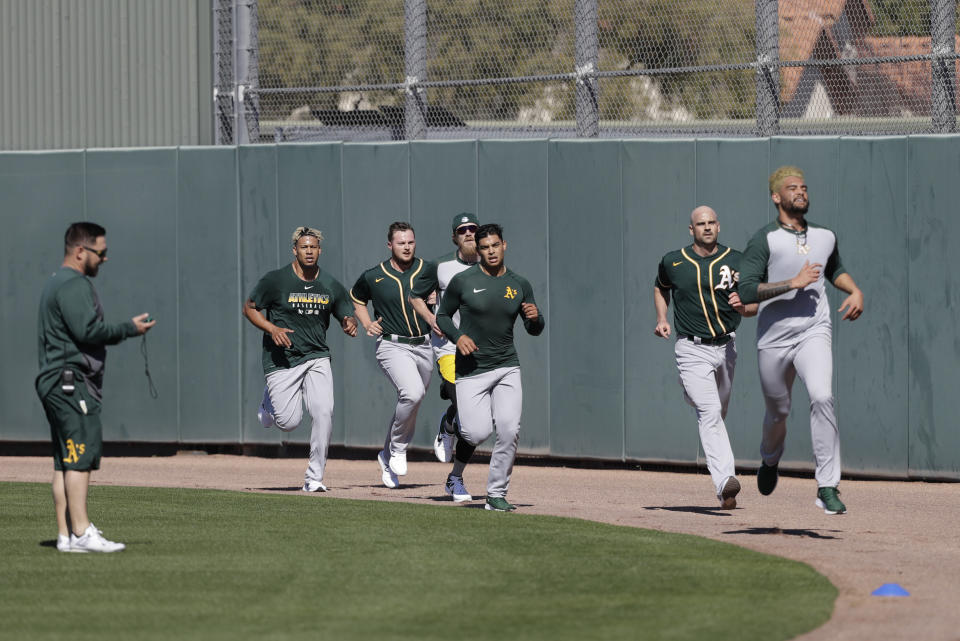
[265,357,335,486]
[455,366,522,499]
[757,333,841,488]
[675,337,737,494]
[375,339,434,458]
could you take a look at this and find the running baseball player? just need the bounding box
[435,223,545,511]
[654,206,757,509]
[409,212,481,463]
[351,222,433,489]
[244,226,358,492]
[739,166,864,515]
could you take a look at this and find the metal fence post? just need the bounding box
[404,0,427,140]
[755,0,779,136]
[213,0,234,144]
[235,0,260,144]
[574,0,599,138]
[932,0,957,133]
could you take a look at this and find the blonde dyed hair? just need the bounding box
[768,166,805,194]
[292,226,324,246]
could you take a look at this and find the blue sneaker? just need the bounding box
[444,474,472,502]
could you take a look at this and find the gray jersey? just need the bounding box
[739,220,846,350]
[412,251,478,357]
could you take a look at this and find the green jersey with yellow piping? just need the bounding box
[351,257,428,337]
[655,244,743,339]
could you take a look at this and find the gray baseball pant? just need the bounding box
[375,339,434,458]
[265,357,334,486]
[757,333,841,487]
[455,366,522,499]
[675,337,737,494]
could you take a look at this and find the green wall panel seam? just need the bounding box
[176,147,182,442]
[619,141,626,461]
[235,145,243,444]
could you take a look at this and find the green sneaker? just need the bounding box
[485,497,517,512]
[757,461,779,496]
[815,487,847,514]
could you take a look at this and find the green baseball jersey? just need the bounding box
[249,265,353,374]
[436,265,545,378]
[655,244,743,339]
[36,267,139,401]
[351,258,429,337]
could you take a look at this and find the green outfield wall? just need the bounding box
[2,138,957,479]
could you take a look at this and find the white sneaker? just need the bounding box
[56,534,75,552]
[389,451,408,476]
[377,450,399,489]
[258,386,276,428]
[302,481,328,492]
[433,413,454,463]
[70,523,125,553]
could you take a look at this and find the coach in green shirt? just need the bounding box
[37,222,155,553]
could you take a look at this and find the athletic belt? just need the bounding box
[382,334,430,345]
[679,333,732,346]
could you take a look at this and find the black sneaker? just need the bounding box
[757,462,779,496]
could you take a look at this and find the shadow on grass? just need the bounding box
[643,505,736,516]
[724,527,841,539]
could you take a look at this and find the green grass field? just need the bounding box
[1,482,835,640]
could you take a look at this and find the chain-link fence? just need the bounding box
[213,0,960,143]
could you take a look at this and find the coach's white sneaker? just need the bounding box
[377,450,399,489]
[258,386,276,429]
[70,523,125,553]
[56,534,76,552]
[302,480,329,492]
[389,451,408,476]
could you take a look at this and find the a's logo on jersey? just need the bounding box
[715,265,739,291]
[63,438,85,464]
[504,286,518,299]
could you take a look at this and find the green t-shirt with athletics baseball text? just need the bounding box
[249,265,353,374]
[655,244,743,339]
[351,258,429,338]
[436,264,545,378]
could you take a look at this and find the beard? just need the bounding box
[781,197,809,215]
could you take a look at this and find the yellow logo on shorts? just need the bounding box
[504,286,518,299]
[63,439,86,464]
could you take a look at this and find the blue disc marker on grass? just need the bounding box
[872,583,909,597]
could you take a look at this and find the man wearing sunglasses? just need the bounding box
[409,214,481,489]
[36,222,156,553]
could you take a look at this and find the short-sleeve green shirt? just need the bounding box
[249,265,353,374]
[655,244,743,339]
[436,265,545,378]
[350,258,429,337]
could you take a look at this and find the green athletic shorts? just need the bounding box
[40,385,103,472]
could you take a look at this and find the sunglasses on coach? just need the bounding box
[456,225,478,235]
[82,246,108,258]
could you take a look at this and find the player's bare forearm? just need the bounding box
[653,287,672,338]
[409,296,441,335]
[833,273,864,320]
[242,300,272,333]
[755,280,794,301]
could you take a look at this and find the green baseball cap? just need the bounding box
[452,212,478,231]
